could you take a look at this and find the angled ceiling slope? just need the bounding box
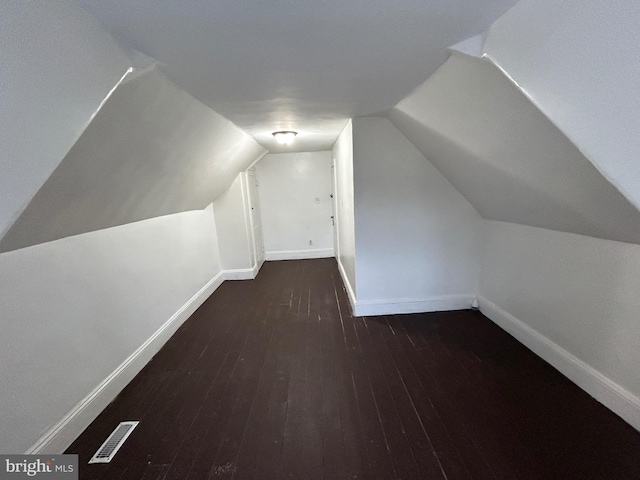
[76,0,520,152]
[389,53,640,244]
[482,0,640,214]
[0,68,266,253]
[0,1,131,242]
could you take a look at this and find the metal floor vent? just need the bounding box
[88,421,139,464]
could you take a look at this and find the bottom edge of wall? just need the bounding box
[265,248,334,261]
[336,258,357,314]
[26,264,265,455]
[223,259,264,280]
[335,258,473,317]
[353,295,474,317]
[479,295,640,432]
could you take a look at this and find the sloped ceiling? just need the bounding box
[75,0,520,152]
[388,53,640,244]
[482,0,640,213]
[0,1,131,241]
[0,68,265,253]
[4,1,638,251]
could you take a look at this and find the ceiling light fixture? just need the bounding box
[272,131,297,145]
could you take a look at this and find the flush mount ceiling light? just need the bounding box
[272,131,297,145]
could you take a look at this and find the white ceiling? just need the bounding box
[76,0,519,152]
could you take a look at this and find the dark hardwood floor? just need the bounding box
[66,258,640,479]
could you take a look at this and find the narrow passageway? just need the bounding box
[67,259,640,480]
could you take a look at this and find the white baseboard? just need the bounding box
[255,256,265,277]
[336,258,357,314]
[223,258,263,281]
[479,296,640,432]
[224,268,254,280]
[334,257,472,318]
[27,272,226,454]
[265,248,334,261]
[353,295,473,317]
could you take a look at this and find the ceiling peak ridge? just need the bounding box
[448,32,489,59]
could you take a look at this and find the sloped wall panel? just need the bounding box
[484,0,640,213]
[0,69,266,252]
[389,54,640,245]
[0,1,131,241]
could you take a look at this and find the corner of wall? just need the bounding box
[350,116,482,314]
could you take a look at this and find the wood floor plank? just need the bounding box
[66,259,640,480]
[204,276,280,479]
[231,329,284,480]
[327,272,371,480]
[365,316,449,480]
[318,280,347,480]
[394,314,498,480]
[356,317,421,480]
[252,307,294,480]
[345,315,397,480]
[229,269,288,480]
[387,317,474,480]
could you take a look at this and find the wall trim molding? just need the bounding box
[224,267,254,280]
[353,294,473,317]
[334,258,472,318]
[336,258,357,314]
[265,248,334,261]
[254,257,265,278]
[479,296,640,432]
[26,272,226,455]
[223,258,264,281]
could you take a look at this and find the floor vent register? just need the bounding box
[88,421,139,464]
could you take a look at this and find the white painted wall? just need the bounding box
[0,207,222,454]
[0,1,131,240]
[478,221,640,430]
[256,152,334,260]
[332,121,357,301]
[1,68,266,252]
[351,117,483,316]
[213,175,255,274]
[483,0,640,212]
